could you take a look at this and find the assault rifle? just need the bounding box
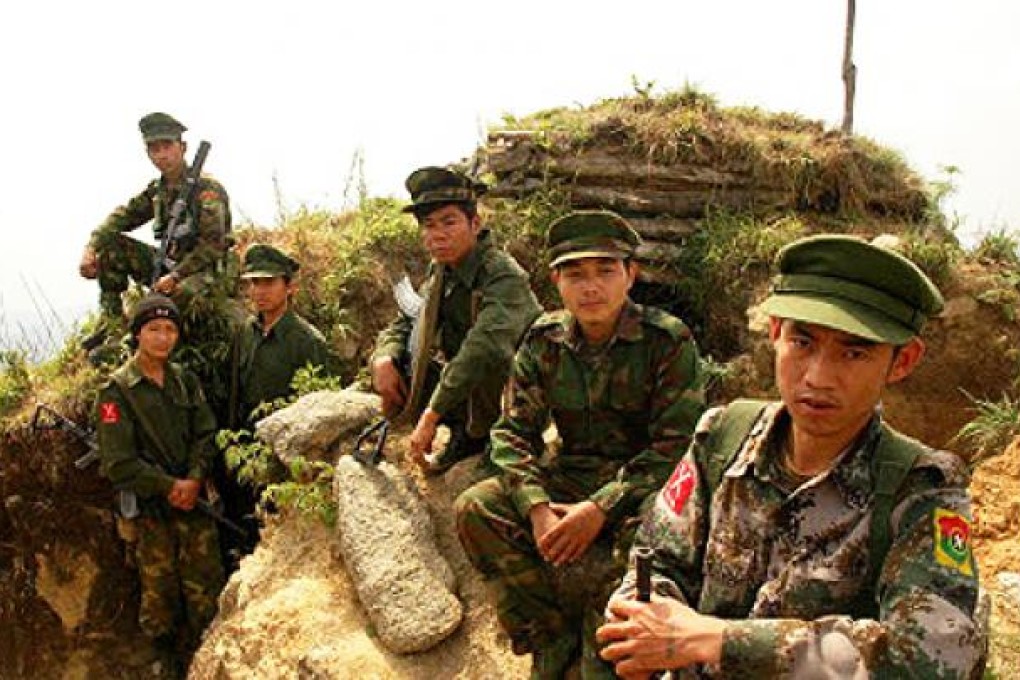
[151,140,211,284]
[31,402,249,539]
[633,546,667,679]
[635,546,654,603]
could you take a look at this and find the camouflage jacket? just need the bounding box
[491,300,706,526]
[89,170,232,279]
[372,229,541,424]
[234,309,338,424]
[615,402,985,678]
[96,358,218,499]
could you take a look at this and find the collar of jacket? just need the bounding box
[725,402,884,508]
[118,356,185,391]
[548,298,645,350]
[446,229,494,288]
[253,308,297,338]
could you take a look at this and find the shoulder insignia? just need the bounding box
[662,459,697,514]
[198,189,220,202]
[531,310,568,330]
[933,508,974,577]
[99,402,120,425]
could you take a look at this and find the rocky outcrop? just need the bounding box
[191,460,529,679]
[256,389,381,464]
[332,456,462,654]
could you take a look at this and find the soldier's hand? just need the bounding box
[597,596,725,675]
[168,478,202,511]
[372,356,407,417]
[537,501,606,566]
[529,503,560,549]
[153,274,178,295]
[408,408,441,465]
[79,246,98,279]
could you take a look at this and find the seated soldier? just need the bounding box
[371,166,542,474]
[95,294,224,677]
[79,112,233,359]
[597,235,987,678]
[456,211,706,678]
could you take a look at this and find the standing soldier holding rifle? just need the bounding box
[95,293,225,677]
[79,112,233,362]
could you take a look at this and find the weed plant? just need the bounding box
[956,391,1020,468]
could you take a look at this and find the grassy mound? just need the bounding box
[496,84,928,220]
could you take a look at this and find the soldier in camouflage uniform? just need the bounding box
[371,166,542,474]
[456,211,706,678]
[95,294,224,676]
[219,244,339,562]
[79,112,234,352]
[597,235,986,678]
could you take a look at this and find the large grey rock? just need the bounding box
[256,389,381,464]
[332,456,462,654]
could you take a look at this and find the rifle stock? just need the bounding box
[30,402,249,540]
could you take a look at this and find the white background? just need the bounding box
[1,1,1017,350]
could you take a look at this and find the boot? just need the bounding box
[82,292,126,352]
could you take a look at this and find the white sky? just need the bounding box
[1,1,1018,350]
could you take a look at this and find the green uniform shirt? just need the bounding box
[491,300,706,526]
[96,358,218,499]
[372,229,542,425]
[615,402,985,677]
[89,172,231,279]
[236,309,337,423]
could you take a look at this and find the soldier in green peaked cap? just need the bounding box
[221,243,338,566]
[457,209,705,677]
[372,165,541,476]
[79,111,235,366]
[597,235,984,679]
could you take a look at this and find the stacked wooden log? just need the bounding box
[481,130,795,283]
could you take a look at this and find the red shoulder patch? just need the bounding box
[99,402,120,424]
[198,189,220,202]
[662,459,696,513]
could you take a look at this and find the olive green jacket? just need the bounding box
[95,358,218,499]
[373,230,542,434]
[233,308,338,425]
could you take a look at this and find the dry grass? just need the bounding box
[498,86,928,220]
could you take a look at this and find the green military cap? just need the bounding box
[760,234,944,344]
[241,244,300,279]
[546,210,642,268]
[129,294,180,335]
[138,112,187,143]
[402,166,487,214]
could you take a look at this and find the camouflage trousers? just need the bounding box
[456,476,644,678]
[135,508,225,653]
[92,232,238,318]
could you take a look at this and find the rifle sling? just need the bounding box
[398,264,444,425]
[110,371,182,476]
